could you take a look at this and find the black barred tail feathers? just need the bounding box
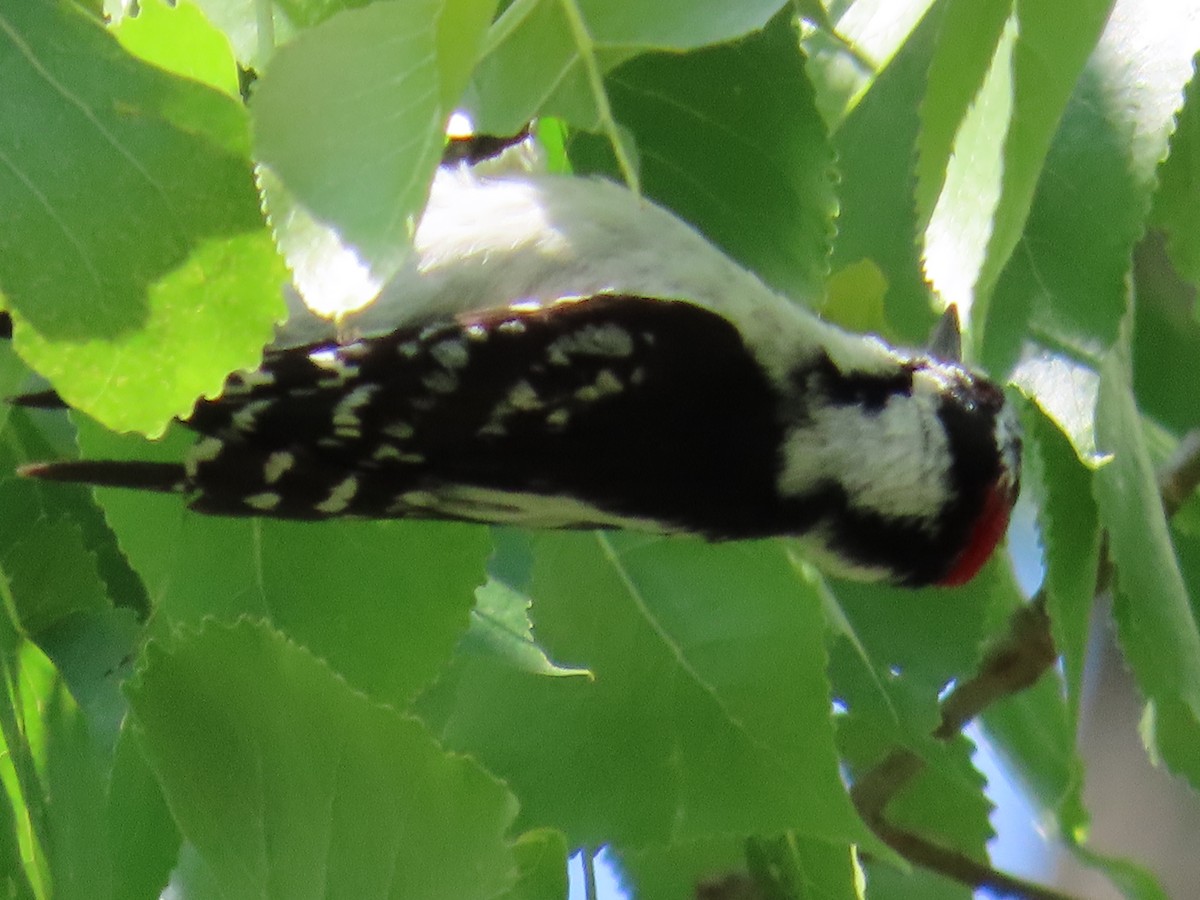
[18,460,186,493]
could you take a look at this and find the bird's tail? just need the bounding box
[17,460,187,493]
[9,389,67,410]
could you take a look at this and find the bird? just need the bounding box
[16,153,1020,588]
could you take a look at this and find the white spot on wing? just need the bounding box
[574,369,623,402]
[383,421,415,441]
[227,368,275,394]
[431,338,469,369]
[185,437,224,477]
[263,451,295,484]
[314,476,358,514]
[245,492,281,511]
[333,385,375,429]
[548,323,634,359]
[309,347,353,385]
[192,437,224,462]
[398,490,438,508]
[505,380,542,411]
[422,371,458,394]
[232,399,272,432]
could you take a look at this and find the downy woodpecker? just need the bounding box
[20,164,1020,587]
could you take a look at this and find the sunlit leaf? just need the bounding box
[78,419,491,711]
[128,619,520,900]
[568,17,837,304]
[419,533,876,851]
[1095,334,1200,792]
[0,0,285,435]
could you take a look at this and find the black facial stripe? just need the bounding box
[931,381,1008,544]
[779,481,961,585]
[791,353,916,414]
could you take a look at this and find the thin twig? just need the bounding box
[868,819,1078,900]
[582,847,599,900]
[935,599,1057,739]
[1161,429,1200,517]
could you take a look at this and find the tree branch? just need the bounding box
[1161,429,1200,518]
[868,819,1078,900]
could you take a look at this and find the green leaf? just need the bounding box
[1150,52,1200,292]
[828,559,1015,697]
[127,619,520,900]
[187,0,301,69]
[0,0,286,435]
[914,0,1012,237]
[889,736,993,855]
[801,0,939,129]
[1011,352,1107,465]
[981,670,1082,830]
[190,0,406,70]
[1094,336,1200,790]
[985,0,1199,377]
[1131,233,1200,436]
[919,0,1115,338]
[420,533,875,851]
[462,577,590,677]
[3,519,110,639]
[106,725,181,900]
[859,735,987,900]
[568,16,838,304]
[0,446,141,751]
[471,0,792,134]
[1066,841,1170,900]
[113,0,241,97]
[822,259,890,335]
[969,0,1112,336]
[77,420,492,710]
[616,837,748,900]
[0,601,116,900]
[0,409,151,619]
[0,601,47,899]
[500,828,569,900]
[0,340,32,438]
[565,0,789,48]
[916,0,1014,332]
[252,0,497,280]
[826,7,943,344]
[747,833,862,900]
[1028,406,1102,731]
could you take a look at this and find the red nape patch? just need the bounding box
[938,484,1015,587]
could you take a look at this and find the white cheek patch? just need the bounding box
[778,390,951,523]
